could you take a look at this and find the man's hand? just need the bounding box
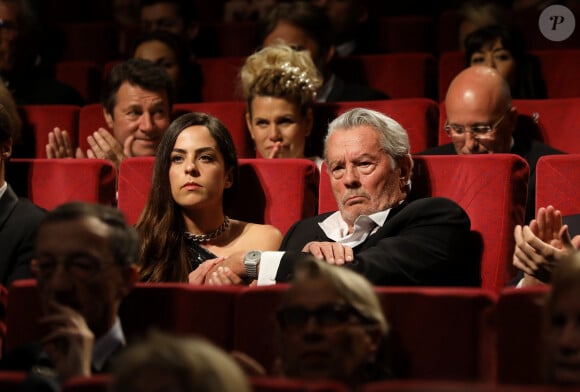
[302,241,354,265]
[83,128,126,168]
[46,127,75,158]
[513,224,576,284]
[188,257,224,285]
[530,206,563,246]
[38,301,94,381]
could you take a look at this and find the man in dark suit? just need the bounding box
[0,96,45,286]
[210,108,478,286]
[420,66,562,222]
[258,1,388,102]
[0,202,139,388]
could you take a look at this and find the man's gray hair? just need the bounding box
[324,108,411,162]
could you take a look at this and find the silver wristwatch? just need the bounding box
[243,250,261,279]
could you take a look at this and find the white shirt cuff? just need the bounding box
[257,251,285,286]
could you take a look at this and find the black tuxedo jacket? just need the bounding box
[0,184,45,286]
[277,197,480,286]
[419,139,563,222]
[326,76,389,102]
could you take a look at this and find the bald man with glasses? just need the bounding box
[421,65,562,222]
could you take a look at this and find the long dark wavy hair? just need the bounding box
[136,112,238,282]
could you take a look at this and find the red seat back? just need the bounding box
[496,287,550,384]
[55,61,103,104]
[312,99,439,156]
[0,371,27,392]
[535,155,580,215]
[197,57,246,102]
[251,377,349,392]
[173,101,253,158]
[319,155,529,292]
[18,105,79,158]
[78,103,109,154]
[118,157,319,234]
[63,374,111,392]
[6,158,116,210]
[333,53,437,99]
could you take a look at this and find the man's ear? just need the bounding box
[119,265,139,298]
[1,137,12,159]
[103,108,114,130]
[398,155,412,188]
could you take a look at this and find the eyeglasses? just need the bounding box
[444,108,511,140]
[31,257,117,281]
[276,303,372,331]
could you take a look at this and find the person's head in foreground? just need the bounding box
[546,250,580,385]
[241,44,322,159]
[444,65,517,155]
[276,255,391,387]
[31,202,139,339]
[111,332,250,392]
[324,107,413,231]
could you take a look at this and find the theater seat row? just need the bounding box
[1,281,552,386]
[58,48,580,104]
[16,97,580,162]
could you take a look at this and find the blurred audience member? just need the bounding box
[312,0,379,56]
[420,66,561,222]
[46,59,173,169]
[241,44,322,164]
[0,202,139,389]
[0,0,83,105]
[545,249,580,385]
[133,30,202,103]
[136,112,282,283]
[139,0,217,58]
[223,0,275,22]
[111,332,251,392]
[457,0,510,51]
[258,1,388,102]
[0,86,44,286]
[465,24,546,99]
[514,205,580,287]
[239,255,393,387]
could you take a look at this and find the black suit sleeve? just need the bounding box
[277,198,478,286]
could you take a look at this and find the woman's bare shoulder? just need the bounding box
[231,220,283,250]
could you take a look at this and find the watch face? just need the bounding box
[245,250,261,263]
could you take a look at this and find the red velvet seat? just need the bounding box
[56,22,119,64]
[63,374,111,392]
[6,158,116,210]
[319,154,529,292]
[78,103,109,154]
[333,53,437,99]
[496,287,550,385]
[174,101,253,158]
[376,16,436,54]
[0,371,27,392]
[197,56,246,102]
[118,157,319,234]
[535,155,580,214]
[312,99,439,156]
[5,281,241,355]
[17,105,79,158]
[55,61,103,104]
[251,376,349,392]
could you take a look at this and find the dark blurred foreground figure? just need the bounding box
[233,255,392,389]
[0,85,45,286]
[0,202,139,390]
[545,250,580,385]
[111,332,251,392]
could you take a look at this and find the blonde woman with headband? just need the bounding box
[241,44,323,166]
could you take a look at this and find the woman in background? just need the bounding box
[240,44,323,166]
